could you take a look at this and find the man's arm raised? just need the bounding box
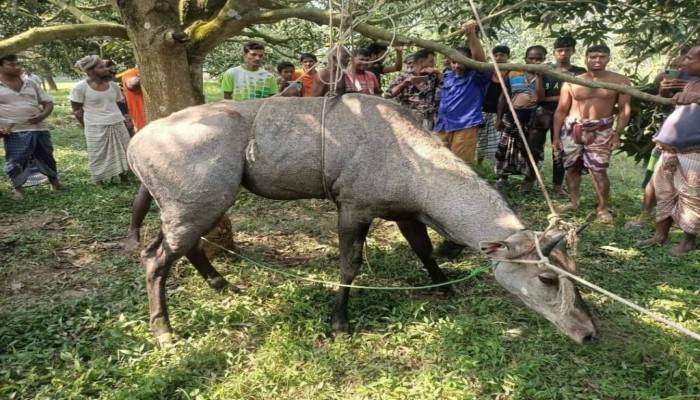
[463,21,485,63]
[382,47,403,74]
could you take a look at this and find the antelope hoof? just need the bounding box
[157,332,174,348]
[330,317,350,334]
[207,276,230,291]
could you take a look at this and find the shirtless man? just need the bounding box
[552,45,632,223]
[310,46,350,97]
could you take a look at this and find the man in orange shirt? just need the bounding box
[297,53,318,97]
[120,66,146,134]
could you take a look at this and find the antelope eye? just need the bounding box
[538,273,558,285]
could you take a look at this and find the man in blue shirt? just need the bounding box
[434,21,491,164]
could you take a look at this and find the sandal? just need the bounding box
[553,190,570,200]
[597,209,613,224]
[624,218,644,230]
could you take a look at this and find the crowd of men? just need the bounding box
[1,24,699,254]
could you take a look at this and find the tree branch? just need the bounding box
[240,28,291,44]
[0,23,129,55]
[46,0,101,24]
[254,7,675,105]
[369,0,431,24]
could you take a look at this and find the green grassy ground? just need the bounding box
[0,84,698,399]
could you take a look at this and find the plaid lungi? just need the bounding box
[494,111,542,178]
[560,116,614,173]
[654,151,700,234]
[477,112,499,162]
[3,130,58,189]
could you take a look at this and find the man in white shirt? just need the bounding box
[0,55,64,200]
[70,55,132,186]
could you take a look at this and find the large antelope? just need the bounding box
[128,94,597,346]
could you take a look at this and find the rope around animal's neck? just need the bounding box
[491,232,700,342]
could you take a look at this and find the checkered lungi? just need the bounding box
[654,151,700,234]
[477,112,499,162]
[3,130,58,189]
[84,122,131,182]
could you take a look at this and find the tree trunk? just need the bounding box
[44,75,58,91]
[114,0,233,257]
[36,60,57,91]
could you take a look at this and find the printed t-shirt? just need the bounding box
[542,64,587,111]
[221,66,278,101]
[506,71,538,109]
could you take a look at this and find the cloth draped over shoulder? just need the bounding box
[653,104,700,151]
[121,68,146,131]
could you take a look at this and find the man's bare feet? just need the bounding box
[556,203,579,213]
[11,190,24,201]
[624,211,653,230]
[123,229,140,253]
[552,190,570,200]
[669,242,694,255]
[49,178,67,191]
[518,181,533,193]
[637,235,668,247]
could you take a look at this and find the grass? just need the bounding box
[0,83,698,399]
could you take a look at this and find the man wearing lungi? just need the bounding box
[639,45,700,254]
[70,55,132,186]
[0,54,64,201]
[552,45,632,223]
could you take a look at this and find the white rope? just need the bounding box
[466,1,700,342]
[491,233,700,341]
[467,0,557,217]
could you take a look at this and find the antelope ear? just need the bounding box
[479,241,511,258]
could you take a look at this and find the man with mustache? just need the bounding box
[552,44,632,223]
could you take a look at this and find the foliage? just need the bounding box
[0,86,699,399]
[0,0,132,77]
[617,73,667,164]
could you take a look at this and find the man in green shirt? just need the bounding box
[221,41,278,101]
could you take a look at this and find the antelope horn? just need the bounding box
[540,223,590,257]
[540,233,566,257]
[575,223,590,235]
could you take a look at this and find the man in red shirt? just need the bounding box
[344,48,381,95]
